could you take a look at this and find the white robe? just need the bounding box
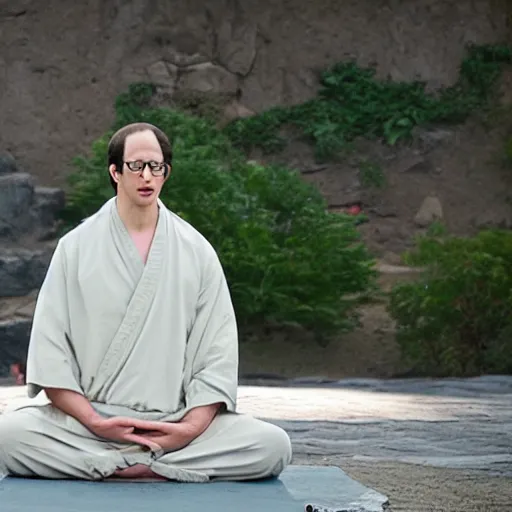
[0,198,292,481]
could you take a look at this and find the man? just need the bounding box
[0,122,292,482]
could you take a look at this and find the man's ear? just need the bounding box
[164,164,172,182]
[109,164,120,183]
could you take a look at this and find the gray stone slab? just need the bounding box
[0,248,52,297]
[330,375,512,395]
[236,379,512,476]
[0,173,35,237]
[30,187,66,240]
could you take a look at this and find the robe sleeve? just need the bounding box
[184,245,239,413]
[26,240,83,398]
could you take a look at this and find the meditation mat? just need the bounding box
[0,465,388,512]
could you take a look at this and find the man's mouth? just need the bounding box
[138,187,154,196]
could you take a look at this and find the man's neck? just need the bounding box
[115,195,159,233]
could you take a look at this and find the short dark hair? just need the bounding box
[107,122,172,192]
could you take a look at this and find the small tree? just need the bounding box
[61,84,377,339]
[388,229,512,376]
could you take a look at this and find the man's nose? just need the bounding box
[141,165,153,180]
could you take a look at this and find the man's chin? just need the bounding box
[133,193,158,206]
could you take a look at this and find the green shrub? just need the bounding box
[61,84,377,338]
[388,230,512,376]
[224,43,512,160]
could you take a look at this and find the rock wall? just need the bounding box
[0,0,510,187]
[0,156,63,377]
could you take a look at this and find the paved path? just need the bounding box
[1,376,511,476]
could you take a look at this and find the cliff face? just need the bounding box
[0,0,510,186]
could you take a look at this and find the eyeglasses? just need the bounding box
[124,160,167,176]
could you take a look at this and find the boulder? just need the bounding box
[177,62,239,96]
[30,187,66,239]
[0,248,53,297]
[146,60,178,90]
[414,196,443,227]
[0,173,35,237]
[0,319,32,378]
[219,101,256,127]
[0,168,65,241]
[0,152,18,175]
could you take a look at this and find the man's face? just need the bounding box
[110,130,169,208]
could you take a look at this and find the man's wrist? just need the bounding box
[179,403,222,438]
[82,411,104,430]
[45,387,103,430]
[176,421,200,444]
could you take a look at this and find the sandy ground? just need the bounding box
[315,458,512,512]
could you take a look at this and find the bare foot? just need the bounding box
[111,464,167,481]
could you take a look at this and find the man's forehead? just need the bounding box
[124,130,162,155]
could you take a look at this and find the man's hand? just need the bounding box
[124,403,223,453]
[44,388,163,451]
[88,417,198,453]
[45,387,222,453]
[87,416,163,452]
[131,420,196,452]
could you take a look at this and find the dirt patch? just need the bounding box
[239,261,424,380]
[254,116,512,259]
[239,301,405,379]
[319,458,512,512]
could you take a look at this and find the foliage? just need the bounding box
[425,220,449,237]
[224,43,512,160]
[388,229,512,376]
[61,83,377,338]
